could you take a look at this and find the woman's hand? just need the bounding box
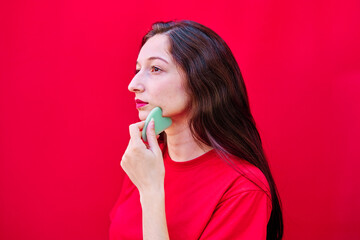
[120,119,164,195]
[121,120,169,239]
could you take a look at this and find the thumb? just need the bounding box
[147,119,161,155]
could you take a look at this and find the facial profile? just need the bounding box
[128,34,190,122]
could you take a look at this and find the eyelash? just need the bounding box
[151,66,162,73]
[134,66,162,75]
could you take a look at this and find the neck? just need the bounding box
[164,119,213,162]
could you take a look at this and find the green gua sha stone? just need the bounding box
[142,107,172,142]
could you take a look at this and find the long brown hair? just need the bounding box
[141,20,283,240]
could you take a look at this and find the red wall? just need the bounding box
[1,0,359,239]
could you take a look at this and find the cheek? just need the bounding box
[161,91,190,116]
[151,73,189,113]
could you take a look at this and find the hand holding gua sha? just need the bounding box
[141,107,172,142]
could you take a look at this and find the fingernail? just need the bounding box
[150,119,155,129]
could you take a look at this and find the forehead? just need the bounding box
[137,34,171,63]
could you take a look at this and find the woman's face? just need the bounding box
[128,34,190,121]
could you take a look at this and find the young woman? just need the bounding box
[110,20,283,240]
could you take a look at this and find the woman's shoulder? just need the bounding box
[204,152,273,219]
[160,144,270,197]
[216,153,271,197]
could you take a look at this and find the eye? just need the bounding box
[151,66,162,73]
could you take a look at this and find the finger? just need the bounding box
[129,121,145,144]
[146,119,161,155]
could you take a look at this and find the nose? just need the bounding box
[128,73,145,93]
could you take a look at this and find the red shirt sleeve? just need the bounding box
[199,190,272,240]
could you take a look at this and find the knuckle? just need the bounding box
[120,156,126,165]
[132,145,140,153]
[121,152,129,163]
[120,156,129,170]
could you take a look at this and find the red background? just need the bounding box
[1,0,359,239]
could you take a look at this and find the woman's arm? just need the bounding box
[140,188,169,240]
[121,120,170,240]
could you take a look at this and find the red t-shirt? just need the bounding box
[109,147,272,239]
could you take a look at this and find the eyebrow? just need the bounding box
[136,56,169,65]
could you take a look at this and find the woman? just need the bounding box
[110,20,283,240]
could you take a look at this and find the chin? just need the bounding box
[138,110,148,121]
[138,113,146,121]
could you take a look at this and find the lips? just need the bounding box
[135,99,149,109]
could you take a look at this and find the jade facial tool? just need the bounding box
[141,107,172,142]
